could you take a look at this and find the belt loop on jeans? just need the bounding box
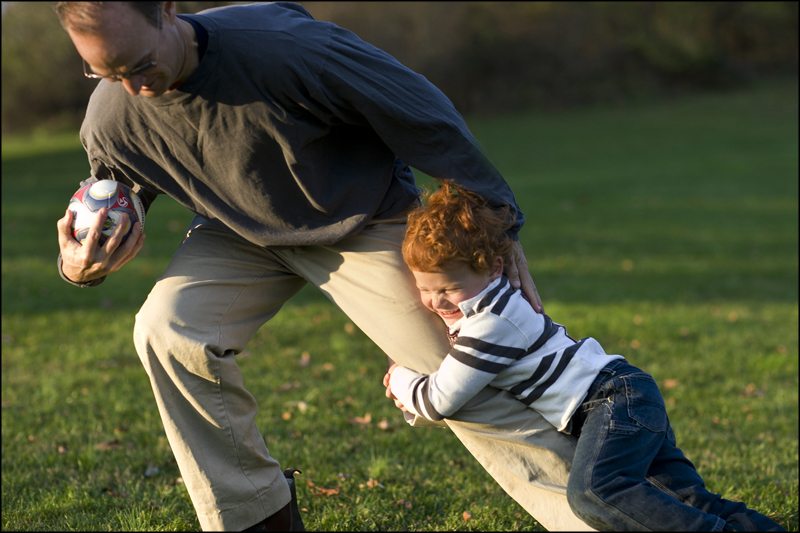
[600,358,627,377]
[570,359,626,437]
[583,359,627,405]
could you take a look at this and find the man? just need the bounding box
[54,2,590,531]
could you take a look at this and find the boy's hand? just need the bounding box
[383,363,408,412]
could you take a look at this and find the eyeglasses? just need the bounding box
[82,14,161,81]
[83,56,157,80]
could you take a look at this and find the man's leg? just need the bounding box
[133,219,304,531]
[446,388,592,531]
[287,221,593,531]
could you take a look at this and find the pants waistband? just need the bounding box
[568,358,630,437]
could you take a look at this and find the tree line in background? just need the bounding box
[2,1,797,136]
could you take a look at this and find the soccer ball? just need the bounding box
[68,179,145,245]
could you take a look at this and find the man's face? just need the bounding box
[67,3,175,97]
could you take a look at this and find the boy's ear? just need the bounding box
[491,256,504,278]
[163,1,177,22]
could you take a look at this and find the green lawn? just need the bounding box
[2,79,797,531]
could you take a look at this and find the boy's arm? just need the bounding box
[388,318,526,421]
[388,358,498,422]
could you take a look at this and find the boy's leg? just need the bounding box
[647,424,786,531]
[133,219,306,531]
[569,361,785,531]
[288,221,593,531]
[567,363,726,531]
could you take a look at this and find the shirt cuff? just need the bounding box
[389,366,426,414]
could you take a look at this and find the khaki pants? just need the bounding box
[133,217,592,531]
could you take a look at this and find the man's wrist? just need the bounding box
[57,254,106,288]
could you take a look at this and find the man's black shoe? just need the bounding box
[241,468,305,532]
[283,468,305,531]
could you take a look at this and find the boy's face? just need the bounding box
[411,259,502,326]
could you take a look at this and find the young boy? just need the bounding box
[383,181,785,531]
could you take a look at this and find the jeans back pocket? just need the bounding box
[622,373,668,433]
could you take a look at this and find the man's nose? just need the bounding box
[121,76,143,96]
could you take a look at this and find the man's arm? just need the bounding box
[306,24,525,235]
[307,27,545,309]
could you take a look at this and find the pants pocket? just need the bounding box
[622,373,668,433]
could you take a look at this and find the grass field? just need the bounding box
[2,79,798,531]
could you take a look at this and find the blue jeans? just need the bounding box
[566,359,785,531]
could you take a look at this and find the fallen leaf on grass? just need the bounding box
[742,383,764,398]
[621,259,634,272]
[663,379,679,390]
[711,416,730,426]
[101,486,127,498]
[287,400,308,413]
[349,413,372,425]
[299,351,311,367]
[336,396,355,407]
[94,439,121,451]
[306,479,340,496]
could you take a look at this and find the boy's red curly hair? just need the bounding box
[402,181,515,274]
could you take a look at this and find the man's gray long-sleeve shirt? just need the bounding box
[78,2,523,248]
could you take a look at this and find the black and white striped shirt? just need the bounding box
[389,276,624,431]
